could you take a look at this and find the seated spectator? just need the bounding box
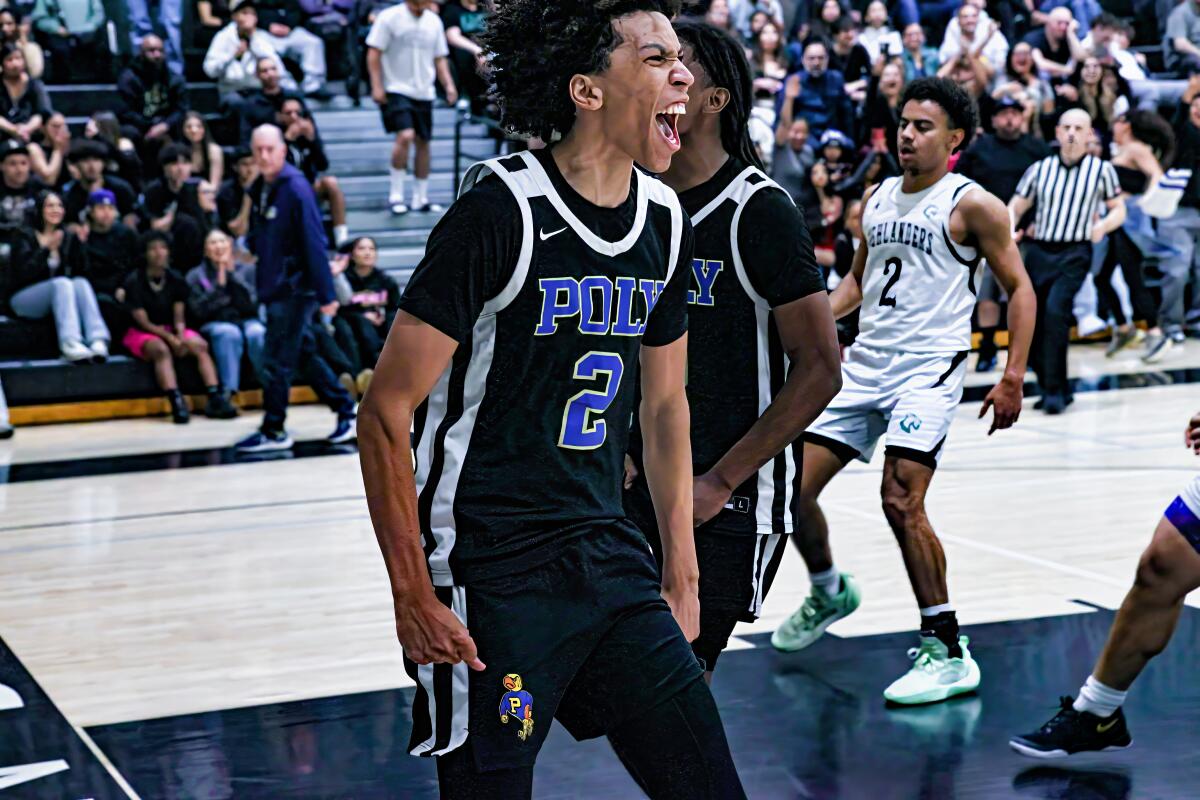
[79,189,138,328]
[0,43,49,143]
[995,42,1057,139]
[442,0,491,116]
[143,143,207,269]
[1023,6,1085,81]
[278,97,348,246]
[817,128,857,190]
[0,139,41,225]
[236,57,304,145]
[939,3,1009,84]
[805,161,843,268]
[829,17,872,101]
[65,141,138,228]
[7,190,108,362]
[859,0,903,64]
[330,236,395,394]
[203,0,291,100]
[30,0,108,82]
[1166,0,1200,76]
[181,112,224,188]
[750,21,788,117]
[778,40,853,141]
[0,9,44,80]
[127,0,184,76]
[186,229,263,406]
[217,146,257,236]
[1056,57,1130,139]
[900,23,939,82]
[705,0,735,32]
[731,0,784,40]
[1037,0,1101,36]
[255,0,328,98]
[123,231,237,424]
[832,197,863,290]
[1083,12,1145,81]
[771,115,815,204]
[28,112,69,187]
[803,0,846,45]
[117,35,188,158]
[944,48,998,129]
[83,112,143,190]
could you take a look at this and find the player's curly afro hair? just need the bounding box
[899,77,979,154]
[482,0,683,142]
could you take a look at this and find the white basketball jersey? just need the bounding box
[857,173,982,353]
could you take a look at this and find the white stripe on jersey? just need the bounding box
[409,586,470,756]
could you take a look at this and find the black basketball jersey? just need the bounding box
[629,156,823,536]
[398,148,692,585]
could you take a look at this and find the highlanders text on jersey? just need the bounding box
[397,149,692,585]
[857,173,981,352]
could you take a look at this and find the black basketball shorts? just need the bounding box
[403,522,703,772]
[382,93,434,140]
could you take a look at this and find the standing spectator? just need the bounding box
[123,231,237,424]
[331,236,396,393]
[366,0,457,216]
[750,21,788,114]
[0,140,42,226]
[900,23,939,82]
[28,112,69,187]
[442,0,491,115]
[235,125,356,452]
[217,145,257,237]
[939,3,1008,83]
[126,0,184,76]
[186,229,264,406]
[8,190,108,362]
[731,0,784,40]
[829,17,872,102]
[771,115,815,203]
[1056,57,1130,140]
[777,40,853,141]
[83,111,143,191]
[957,97,1051,371]
[862,60,906,161]
[255,0,328,98]
[0,10,45,80]
[858,0,903,65]
[142,143,206,268]
[0,44,50,143]
[79,189,138,329]
[117,35,188,157]
[1159,75,1200,343]
[278,96,348,246]
[203,0,291,100]
[1008,109,1125,414]
[995,42,1056,139]
[181,112,224,188]
[30,0,108,82]
[235,57,305,144]
[1166,0,1200,76]
[1024,6,1086,81]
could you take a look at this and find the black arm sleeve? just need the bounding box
[641,217,693,347]
[737,188,825,307]
[397,176,521,343]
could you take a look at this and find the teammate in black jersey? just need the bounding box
[358,2,745,798]
[625,19,840,679]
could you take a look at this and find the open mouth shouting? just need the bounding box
[655,102,687,151]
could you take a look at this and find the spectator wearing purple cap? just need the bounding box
[79,187,138,331]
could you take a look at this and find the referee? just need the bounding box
[1008,109,1125,415]
[235,124,357,453]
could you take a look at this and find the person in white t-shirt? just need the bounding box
[858,0,902,65]
[366,0,458,216]
[939,2,1009,84]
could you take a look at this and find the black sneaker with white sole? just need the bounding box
[1009,696,1132,759]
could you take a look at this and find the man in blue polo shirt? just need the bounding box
[235,124,356,453]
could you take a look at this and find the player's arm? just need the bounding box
[1006,193,1034,241]
[960,189,1035,434]
[828,183,877,318]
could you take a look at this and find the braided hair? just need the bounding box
[672,17,764,169]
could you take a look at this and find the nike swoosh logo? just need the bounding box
[540,227,568,241]
[1096,718,1119,733]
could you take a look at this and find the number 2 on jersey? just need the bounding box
[558,351,624,450]
[879,257,902,307]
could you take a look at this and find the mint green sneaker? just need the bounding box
[883,635,981,705]
[770,573,861,652]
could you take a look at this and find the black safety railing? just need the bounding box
[452,106,525,197]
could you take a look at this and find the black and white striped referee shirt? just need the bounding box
[1014,154,1120,243]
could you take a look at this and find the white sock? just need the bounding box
[1074,675,1126,718]
[333,224,349,247]
[414,178,429,208]
[919,603,955,617]
[389,167,407,204]
[809,567,840,597]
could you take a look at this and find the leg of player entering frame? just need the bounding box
[772,442,863,652]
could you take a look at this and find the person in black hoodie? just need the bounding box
[142,143,206,269]
[117,35,189,157]
[122,230,237,424]
[186,229,264,405]
[78,188,138,333]
[278,96,347,247]
[331,236,396,395]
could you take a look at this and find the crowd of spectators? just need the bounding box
[2,0,1200,436]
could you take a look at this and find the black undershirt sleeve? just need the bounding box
[641,216,694,347]
[397,176,521,344]
[737,188,826,307]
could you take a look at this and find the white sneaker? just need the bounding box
[883,635,981,705]
[61,340,93,362]
[89,340,109,361]
[1075,314,1108,338]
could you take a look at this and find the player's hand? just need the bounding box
[394,591,486,670]
[979,373,1022,435]
[661,580,700,643]
[693,471,732,527]
[1186,411,1200,454]
[623,454,638,489]
[371,86,387,106]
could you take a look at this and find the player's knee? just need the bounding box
[881,484,920,530]
[1134,545,1184,598]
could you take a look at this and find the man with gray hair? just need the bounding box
[235,124,356,453]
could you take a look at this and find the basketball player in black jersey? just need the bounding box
[624,19,840,680]
[358,2,745,798]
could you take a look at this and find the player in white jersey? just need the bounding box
[771,78,1037,705]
